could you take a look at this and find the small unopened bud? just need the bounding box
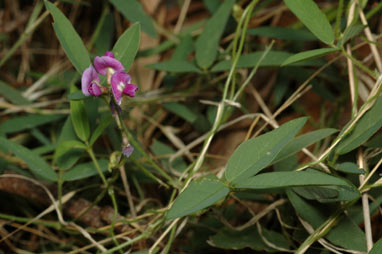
[109,151,121,170]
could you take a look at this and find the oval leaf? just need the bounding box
[225,117,307,185]
[336,162,365,174]
[0,114,65,134]
[195,0,234,69]
[63,159,108,181]
[167,175,229,220]
[336,97,382,154]
[236,171,358,191]
[109,0,157,38]
[282,48,339,66]
[54,140,87,160]
[70,85,90,142]
[112,23,141,72]
[55,117,84,170]
[147,60,202,73]
[247,26,316,41]
[0,137,57,181]
[67,91,87,101]
[287,190,366,251]
[284,0,334,45]
[89,115,113,146]
[44,1,91,73]
[0,80,30,105]
[273,128,338,163]
[212,51,321,72]
[369,240,382,254]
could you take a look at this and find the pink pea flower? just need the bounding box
[94,51,124,83]
[110,71,138,105]
[81,65,103,96]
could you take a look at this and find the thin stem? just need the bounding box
[334,0,344,39]
[341,48,377,79]
[358,150,373,251]
[87,147,120,251]
[115,107,175,186]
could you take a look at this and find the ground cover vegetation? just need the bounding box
[0,0,382,253]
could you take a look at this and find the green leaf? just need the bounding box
[281,48,339,66]
[211,51,321,72]
[150,140,187,172]
[44,1,91,73]
[339,24,366,46]
[336,162,365,174]
[162,102,198,123]
[33,144,56,155]
[225,117,307,185]
[284,0,334,45]
[0,137,57,181]
[171,35,194,61]
[365,134,382,148]
[195,0,235,69]
[287,190,366,251]
[287,190,326,228]
[0,80,30,105]
[209,227,290,251]
[292,186,339,200]
[112,23,140,72]
[67,91,87,100]
[236,171,358,192]
[369,239,382,254]
[70,85,90,142]
[89,115,113,146]
[327,216,367,251]
[273,128,338,164]
[109,0,157,38]
[167,175,229,220]
[209,227,268,250]
[147,60,202,73]
[336,97,382,155]
[247,26,316,41]
[55,117,84,170]
[63,159,108,181]
[54,140,87,160]
[0,114,65,134]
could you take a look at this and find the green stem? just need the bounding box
[334,0,344,40]
[114,106,175,186]
[0,212,61,229]
[295,200,357,254]
[103,233,148,254]
[162,223,177,254]
[87,147,108,185]
[87,146,120,251]
[341,48,376,78]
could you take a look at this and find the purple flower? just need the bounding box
[111,71,138,105]
[122,145,134,158]
[94,51,124,76]
[81,65,103,96]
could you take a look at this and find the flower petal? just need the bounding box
[123,83,138,98]
[105,51,115,58]
[89,82,102,96]
[110,72,127,105]
[81,65,99,96]
[94,56,124,75]
[122,145,134,158]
